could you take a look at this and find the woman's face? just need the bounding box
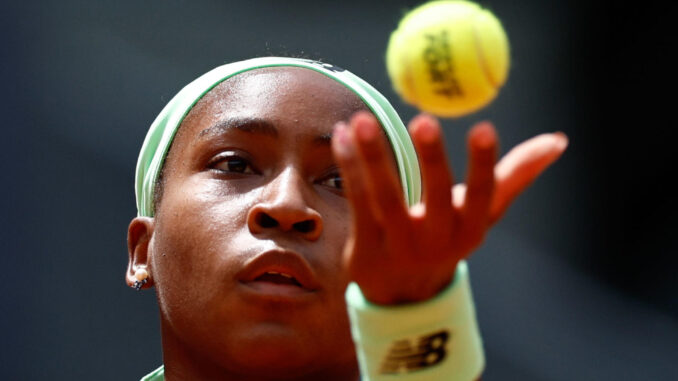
[146,67,368,379]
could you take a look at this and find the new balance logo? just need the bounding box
[380,330,450,374]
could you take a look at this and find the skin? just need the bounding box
[127,66,568,380]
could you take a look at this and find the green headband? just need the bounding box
[135,57,422,216]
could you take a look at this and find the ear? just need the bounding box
[126,216,155,290]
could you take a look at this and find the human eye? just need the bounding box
[317,167,343,192]
[208,152,258,175]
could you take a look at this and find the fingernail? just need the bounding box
[333,123,351,155]
[470,122,496,151]
[554,131,569,150]
[417,118,439,145]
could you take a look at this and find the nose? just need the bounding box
[247,168,323,241]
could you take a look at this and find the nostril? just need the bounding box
[293,220,316,234]
[257,213,279,228]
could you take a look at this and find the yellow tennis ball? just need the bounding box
[386,0,510,118]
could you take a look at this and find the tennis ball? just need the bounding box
[386,0,510,118]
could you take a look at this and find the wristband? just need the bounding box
[345,261,484,380]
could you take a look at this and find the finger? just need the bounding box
[489,131,568,224]
[409,114,455,225]
[462,121,498,239]
[331,121,380,237]
[351,111,411,232]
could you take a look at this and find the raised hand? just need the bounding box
[331,112,568,305]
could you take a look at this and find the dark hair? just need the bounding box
[152,167,167,215]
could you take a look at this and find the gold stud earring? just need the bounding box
[134,268,149,291]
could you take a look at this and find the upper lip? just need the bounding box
[237,248,320,291]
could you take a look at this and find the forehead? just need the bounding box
[177,67,368,140]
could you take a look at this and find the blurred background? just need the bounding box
[1,0,676,379]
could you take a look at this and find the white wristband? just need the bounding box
[345,261,484,381]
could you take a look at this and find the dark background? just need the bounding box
[2,0,677,379]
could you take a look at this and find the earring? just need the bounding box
[134,268,149,291]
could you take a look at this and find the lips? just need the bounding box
[237,249,320,293]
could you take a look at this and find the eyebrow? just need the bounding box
[197,117,279,141]
[195,117,334,146]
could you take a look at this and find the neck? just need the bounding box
[159,321,360,381]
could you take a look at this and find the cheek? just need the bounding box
[156,178,254,253]
[312,196,352,284]
[150,178,260,321]
[326,194,351,248]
